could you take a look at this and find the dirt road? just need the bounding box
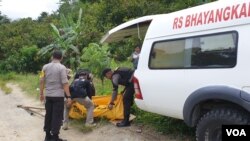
[0,83,180,141]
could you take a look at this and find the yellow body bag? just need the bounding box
[69,94,124,120]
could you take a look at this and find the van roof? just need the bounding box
[101,0,250,43]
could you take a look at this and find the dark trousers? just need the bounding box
[44,97,64,135]
[123,83,135,122]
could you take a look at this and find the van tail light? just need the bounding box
[133,76,143,100]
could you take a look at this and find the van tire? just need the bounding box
[196,108,249,141]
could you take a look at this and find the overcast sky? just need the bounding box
[0,0,60,20]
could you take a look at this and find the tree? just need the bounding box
[80,43,111,78]
[38,8,83,70]
[0,12,10,24]
[18,45,42,73]
[37,12,49,22]
[0,17,53,73]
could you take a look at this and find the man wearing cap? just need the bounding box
[102,67,134,127]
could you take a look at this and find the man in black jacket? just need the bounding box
[102,67,134,127]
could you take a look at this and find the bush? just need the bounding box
[0,53,20,73]
[19,45,43,73]
[0,45,49,73]
[0,72,16,81]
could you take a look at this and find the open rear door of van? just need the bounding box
[100,15,154,43]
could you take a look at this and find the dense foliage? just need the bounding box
[0,0,213,74]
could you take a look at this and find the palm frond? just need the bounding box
[38,44,55,56]
[50,23,61,38]
[69,45,80,54]
[76,8,83,30]
[60,14,69,28]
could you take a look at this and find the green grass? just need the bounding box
[69,117,109,133]
[0,72,16,94]
[132,105,195,139]
[93,78,126,95]
[93,78,113,95]
[0,81,12,94]
[94,59,130,95]
[14,73,40,98]
[0,72,39,96]
[69,119,93,133]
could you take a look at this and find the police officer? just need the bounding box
[40,50,71,141]
[102,67,134,127]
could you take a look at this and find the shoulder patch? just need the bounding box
[39,70,45,78]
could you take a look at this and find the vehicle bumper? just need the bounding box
[134,99,147,110]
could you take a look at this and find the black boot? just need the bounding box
[51,134,67,141]
[116,120,130,127]
[44,131,52,141]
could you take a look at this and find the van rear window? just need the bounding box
[149,31,237,69]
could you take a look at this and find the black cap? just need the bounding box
[102,68,111,76]
[79,72,87,76]
[52,50,63,60]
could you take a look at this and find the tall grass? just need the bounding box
[0,72,16,94]
[0,81,12,94]
[132,105,195,139]
[70,117,109,133]
[93,78,112,95]
[14,73,40,98]
[91,59,131,95]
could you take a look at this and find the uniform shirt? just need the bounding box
[42,60,68,97]
[111,68,133,103]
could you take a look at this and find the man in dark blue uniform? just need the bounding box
[102,67,134,127]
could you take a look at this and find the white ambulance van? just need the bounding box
[101,0,250,140]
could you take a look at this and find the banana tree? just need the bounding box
[38,8,82,70]
[80,43,111,78]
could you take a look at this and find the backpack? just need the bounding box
[73,69,95,97]
[70,78,88,98]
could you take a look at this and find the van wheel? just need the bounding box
[196,108,249,141]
